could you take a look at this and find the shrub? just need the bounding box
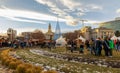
[9,48,14,51]
[9,61,18,69]
[15,60,22,66]
[0,49,57,73]
[34,66,43,73]
[16,64,26,73]
[24,63,33,68]
[1,50,9,56]
[11,58,17,62]
[4,59,11,67]
[25,68,34,73]
[8,57,13,60]
[24,63,34,73]
[1,57,7,65]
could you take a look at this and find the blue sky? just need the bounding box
[0,0,120,34]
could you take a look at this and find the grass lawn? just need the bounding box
[16,48,120,73]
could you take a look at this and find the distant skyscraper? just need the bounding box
[53,18,61,40]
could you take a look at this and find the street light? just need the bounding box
[79,19,88,27]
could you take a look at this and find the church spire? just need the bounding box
[48,23,52,32]
[45,23,53,40]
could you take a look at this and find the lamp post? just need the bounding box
[79,19,88,27]
[11,30,13,42]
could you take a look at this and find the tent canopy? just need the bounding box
[118,37,120,40]
[77,36,86,42]
[56,36,67,46]
[111,35,118,40]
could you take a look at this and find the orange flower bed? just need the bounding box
[0,49,57,73]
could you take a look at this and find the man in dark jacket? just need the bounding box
[95,37,102,56]
[103,37,109,56]
[89,38,95,55]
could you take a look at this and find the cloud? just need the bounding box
[85,20,101,24]
[35,0,67,17]
[0,0,102,26]
[7,17,46,24]
[35,0,56,8]
[60,0,102,12]
[65,16,79,26]
[0,7,66,24]
[116,9,120,13]
[60,0,81,10]
[66,20,79,26]
[87,4,103,11]
[50,7,67,16]
[35,0,81,25]
[76,12,85,16]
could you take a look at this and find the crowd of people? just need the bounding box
[0,40,34,49]
[0,39,56,49]
[67,36,120,57]
[0,36,120,57]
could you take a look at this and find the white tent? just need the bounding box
[77,36,86,42]
[111,35,118,40]
[118,37,120,40]
[56,36,67,47]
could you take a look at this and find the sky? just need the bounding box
[0,0,120,34]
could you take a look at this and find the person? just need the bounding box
[48,41,52,50]
[79,42,84,54]
[114,40,117,50]
[108,38,114,57]
[118,40,120,51]
[73,41,77,51]
[71,40,74,53]
[116,39,119,51]
[103,37,109,56]
[95,37,102,56]
[85,40,90,50]
[13,40,19,49]
[20,41,25,48]
[52,41,56,49]
[89,38,95,55]
[66,40,72,51]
